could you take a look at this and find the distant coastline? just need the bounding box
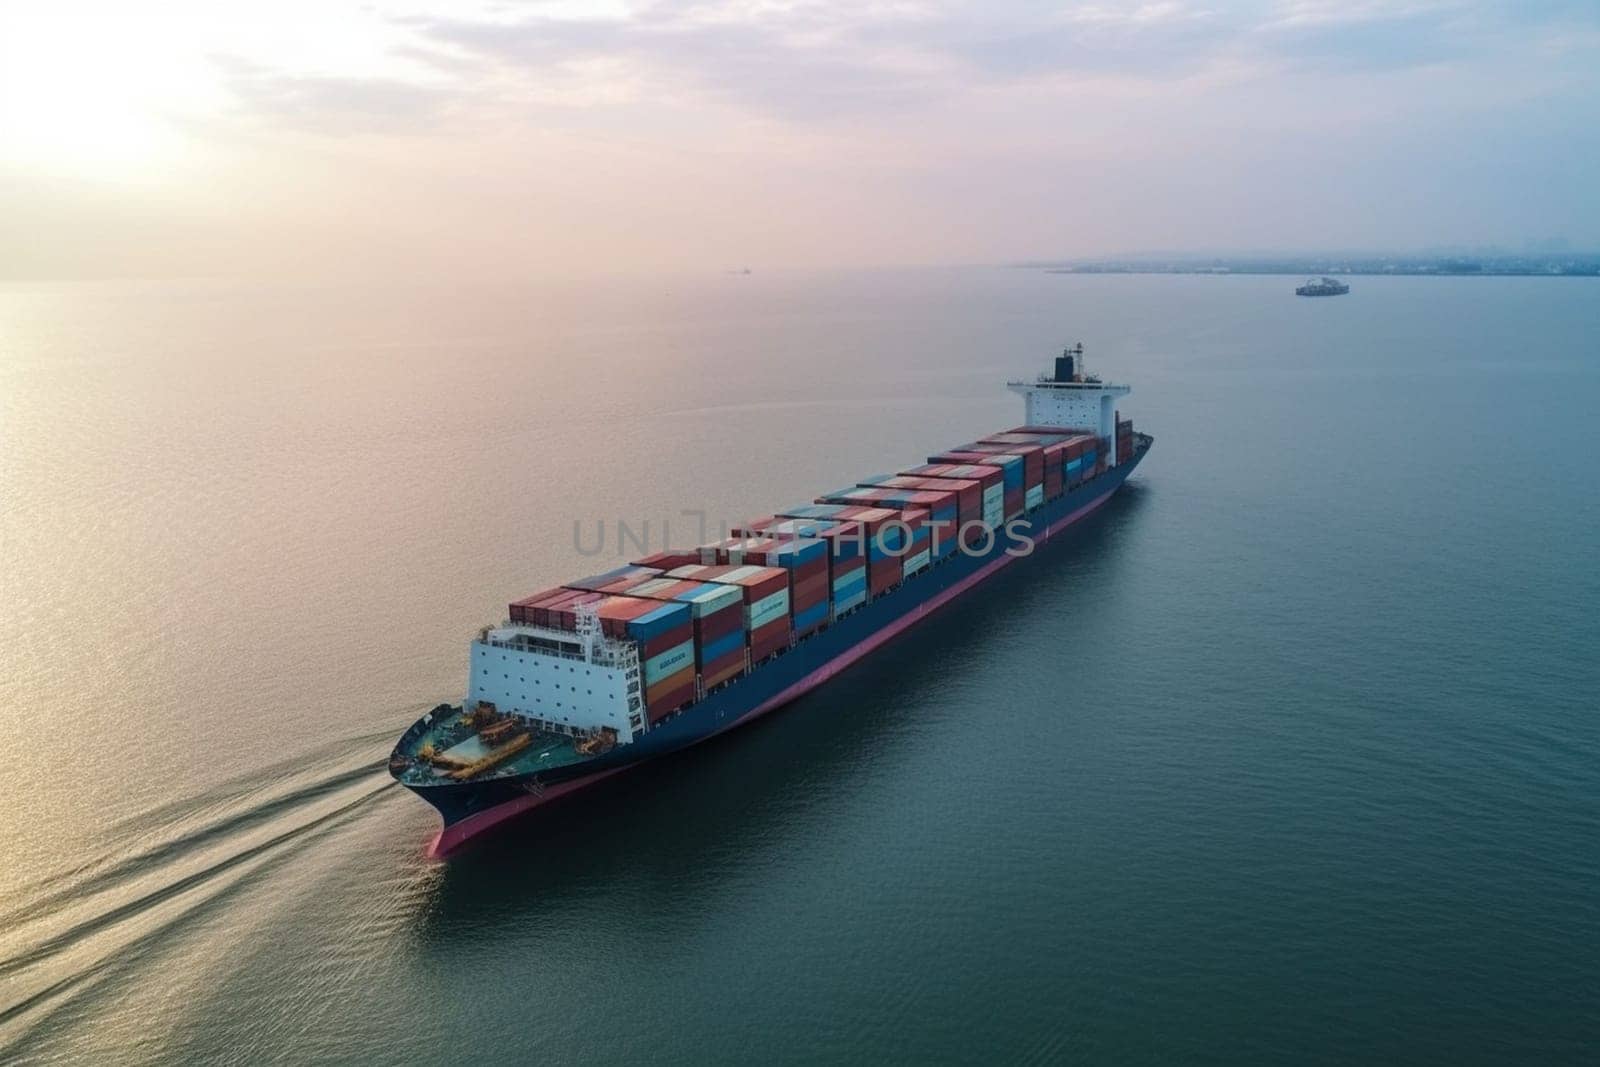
[1025,253,1600,278]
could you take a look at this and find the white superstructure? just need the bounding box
[466,606,646,742]
[1006,344,1131,464]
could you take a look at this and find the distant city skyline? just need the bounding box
[3,0,1598,280]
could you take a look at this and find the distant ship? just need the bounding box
[388,344,1150,857]
[1295,277,1350,297]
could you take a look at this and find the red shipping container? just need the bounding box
[508,586,562,624]
[702,652,745,689]
[521,588,566,630]
[751,635,787,663]
[832,554,866,578]
[522,588,599,629]
[533,591,571,628]
[749,619,789,661]
[646,674,695,722]
[792,571,829,608]
[868,557,899,595]
[788,556,828,584]
[695,604,743,644]
[592,594,661,638]
[639,622,694,661]
[1043,441,1071,477]
[554,593,606,631]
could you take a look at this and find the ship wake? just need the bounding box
[0,730,398,1056]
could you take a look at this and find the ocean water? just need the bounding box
[1,269,1597,1064]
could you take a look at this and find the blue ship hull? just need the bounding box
[397,438,1150,854]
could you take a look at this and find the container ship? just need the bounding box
[389,345,1152,856]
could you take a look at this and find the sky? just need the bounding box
[2,0,1598,280]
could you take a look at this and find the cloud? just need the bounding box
[208,54,456,134]
[404,6,954,121]
[1252,3,1478,72]
[193,1,1600,137]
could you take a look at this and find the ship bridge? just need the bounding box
[1005,344,1132,464]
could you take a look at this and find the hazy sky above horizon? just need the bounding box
[2,0,1598,280]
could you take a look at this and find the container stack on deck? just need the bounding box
[617,578,748,690]
[1004,427,1111,484]
[957,440,1043,512]
[510,587,602,628]
[502,417,1135,728]
[506,580,698,722]
[813,496,933,581]
[903,463,1005,534]
[667,563,792,663]
[778,504,907,597]
[981,433,1069,497]
[823,487,957,561]
[713,535,831,637]
[562,565,663,593]
[737,516,869,620]
[929,450,1025,519]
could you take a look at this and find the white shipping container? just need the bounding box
[747,588,791,630]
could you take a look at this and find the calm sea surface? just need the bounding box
[1,270,1597,1064]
